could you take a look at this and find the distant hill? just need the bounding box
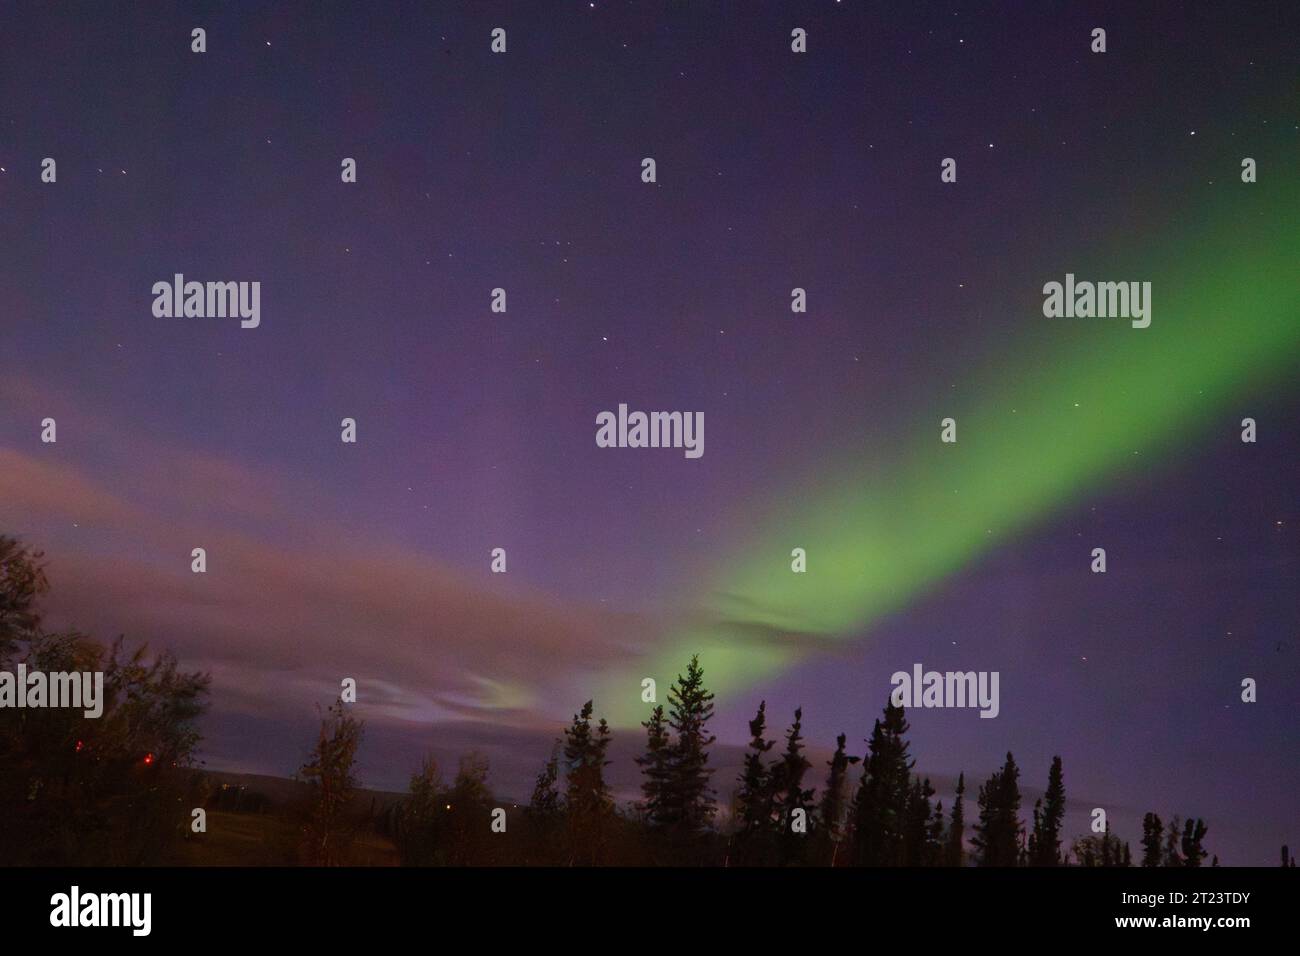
[204,769,408,816]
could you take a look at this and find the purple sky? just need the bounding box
[1,1,1297,862]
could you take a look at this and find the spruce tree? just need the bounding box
[736,701,774,830]
[927,797,946,865]
[563,700,613,864]
[528,741,562,817]
[1180,818,1208,867]
[525,741,563,864]
[772,707,815,864]
[971,752,1022,866]
[661,655,717,833]
[635,704,671,825]
[1162,816,1183,867]
[851,701,914,865]
[902,776,939,866]
[1028,800,1043,864]
[945,772,966,866]
[733,700,775,864]
[1029,756,1065,866]
[1140,812,1163,867]
[563,701,594,809]
[817,732,859,860]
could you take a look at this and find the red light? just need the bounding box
[74,740,84,752]
[143,753,154,765]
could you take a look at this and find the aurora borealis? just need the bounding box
[602,176,1300,724]
[1,1,1296,864]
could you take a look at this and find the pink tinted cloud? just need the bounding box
[1,426,658,743]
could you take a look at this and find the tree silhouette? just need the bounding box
[0,536,209,866]
[771,707,815,865]
[971,752,1022,866]
[902,776,940,866]
[732,699,776,864]
[817,731,859,864]
[928,795,946,865]
[660,655,717,835]
[851,702,914,866]
[945,772,966,867]
[1140,812,1163,867]
[525,740,564,864]
[298,699,363,865]
[562,700,612,864]
[1180,818,1208,867]
[1028,756,1066,866]
[528,740,562,818]
[0,536,48,657]
[635,704,671,827]
[442,752,495,865]
[1071,822,1126,867]
[6,533,1254,869]
[1162,815,1184,867]
[396,756,447,865]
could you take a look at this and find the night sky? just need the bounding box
[1,1,1296,863]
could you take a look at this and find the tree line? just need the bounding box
[337,655,1243,867]
[2,534,1291,867]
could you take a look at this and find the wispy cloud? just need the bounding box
[0,375,665,775]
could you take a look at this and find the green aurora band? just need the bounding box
[596,176,1299,727]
